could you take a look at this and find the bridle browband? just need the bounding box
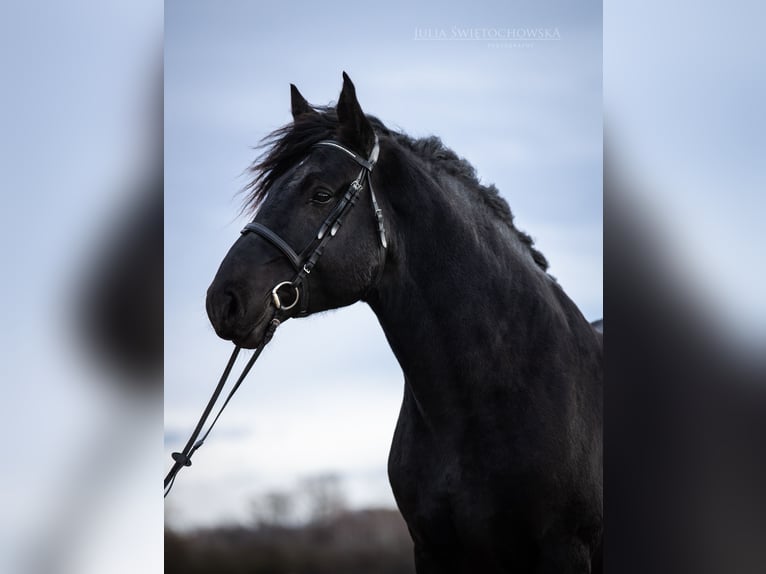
[164,134,386,496]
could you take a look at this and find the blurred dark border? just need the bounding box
[604,2,766,572]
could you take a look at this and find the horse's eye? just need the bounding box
[311,190,333,204]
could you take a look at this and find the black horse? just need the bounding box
[206,74,603,573]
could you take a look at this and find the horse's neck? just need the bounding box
[367,148,579,424]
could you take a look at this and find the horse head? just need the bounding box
[206,73,387,348]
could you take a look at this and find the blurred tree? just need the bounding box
[301,473,347,524]
[252,490,295,528]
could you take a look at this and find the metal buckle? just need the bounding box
[271,281,300,311]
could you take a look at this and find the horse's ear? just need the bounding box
[290,84,314,119]
[336,72,374,152]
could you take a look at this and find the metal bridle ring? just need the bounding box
[271,281,300,311]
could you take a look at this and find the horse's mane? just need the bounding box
[244,107,549,271]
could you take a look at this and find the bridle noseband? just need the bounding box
[164,133,387,497]
[240,133,387,319]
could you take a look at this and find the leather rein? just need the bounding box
[164,134,386,497]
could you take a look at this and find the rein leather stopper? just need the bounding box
[171,452,192,467]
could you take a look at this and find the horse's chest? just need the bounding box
[388,444,464,541]
[388,410,498,548]
[390,444,522,567]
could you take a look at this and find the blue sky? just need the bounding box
[165,0,602,528]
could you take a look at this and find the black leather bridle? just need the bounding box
[164,134,386,496]
[241,134,387,318]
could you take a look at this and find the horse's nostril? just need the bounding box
[223,289,243,320]
[207,285,249,339]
